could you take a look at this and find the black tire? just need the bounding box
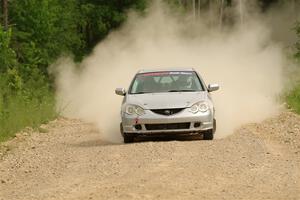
[203,129,214,140]
[120,123,135,143]
[123,134,135,143]
[120,123,124,137]
[213,118,216,134]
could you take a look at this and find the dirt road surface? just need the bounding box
[0,111,300,200]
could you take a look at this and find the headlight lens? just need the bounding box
[190,104,199,113]
[189,101,209,113]
[125,105,145,116]
[135,106,145,116]
[126,105,135,115]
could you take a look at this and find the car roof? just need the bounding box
[137,68,195,74]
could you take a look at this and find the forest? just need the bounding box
[0,0,299,141]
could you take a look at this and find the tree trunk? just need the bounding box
[2,0,8,30]
[292,0,298,19]
[239,0,244,26]
[178,0,182,6]
[192,0,196,19]
[219,0,224,28]
[197,0,201,18]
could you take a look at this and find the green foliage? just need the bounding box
[8,0,147,65]
[6,68,22,91]
[288,21,300,115]
[0,27,18,73]
[78,0,147,51]
[0,29,56,141]
[0,0,147,142]
[0,78,56,142]
[10,0,84,72]
[286,85,300,114]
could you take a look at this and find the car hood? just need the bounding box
[126,92,209,109]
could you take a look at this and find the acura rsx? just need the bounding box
[115,69,219,143]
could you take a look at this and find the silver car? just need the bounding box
[115,69,219,143]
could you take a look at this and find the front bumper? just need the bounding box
[121,108,214,135]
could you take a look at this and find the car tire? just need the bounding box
[203,129,214,140]
[120,123,135,143]
[123,134,135,143]
[120,123,124,136]
[213,118,216,133]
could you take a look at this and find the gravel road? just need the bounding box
[0,112,300,200]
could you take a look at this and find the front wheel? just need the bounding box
[123,134,135,143]
[203,129,214,140]
[120,123,135,143]
[213,118,216,134]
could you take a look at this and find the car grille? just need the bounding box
[145,123,190,130]
[151,108,184,116]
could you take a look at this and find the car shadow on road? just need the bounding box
[70,134,204,148]
[135,134,203,143]
[73,140,117,147]
[69,136,123,148]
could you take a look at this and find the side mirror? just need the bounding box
[208,84,219,92]
[115,88,126,96]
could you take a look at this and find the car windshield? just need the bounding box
[130,71,204,94]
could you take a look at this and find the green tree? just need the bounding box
[78,0,147,51]
[9,0,147,71]
[10,0,83,74]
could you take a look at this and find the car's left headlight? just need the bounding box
[189,101,209,114]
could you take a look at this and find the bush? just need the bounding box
[0,74,57,142]
[286,84,300,114]
[0,27,18,73]
[287,22,300,114]
[0,26,56,142]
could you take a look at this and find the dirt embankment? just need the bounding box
[0,112,300,200]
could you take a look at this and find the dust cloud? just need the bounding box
[51,1,292,143]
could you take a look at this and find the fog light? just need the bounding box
[194,122,201,128]
[134,124,142,130]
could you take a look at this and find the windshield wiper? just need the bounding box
[168,89,197,92]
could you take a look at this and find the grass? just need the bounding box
[0,89,57,142]
[286,84,300,114]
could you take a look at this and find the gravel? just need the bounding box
[0,112,299,200]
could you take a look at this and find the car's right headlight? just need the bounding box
[125,104,145,116]
[189,101,209,114]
